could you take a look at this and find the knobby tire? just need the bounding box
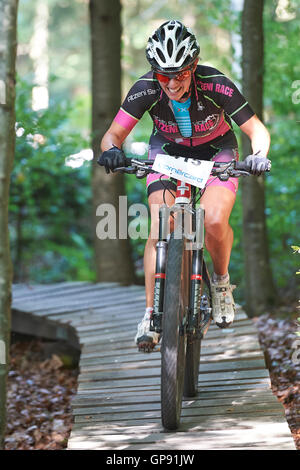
[161,233,191,431]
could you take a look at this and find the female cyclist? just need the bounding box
[98,20,271,351]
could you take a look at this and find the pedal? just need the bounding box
[137,338,158,353]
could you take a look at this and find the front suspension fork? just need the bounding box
[150,205,169,333]
[188,206,211,339]
[150,204,209,337]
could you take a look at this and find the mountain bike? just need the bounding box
[107,154,268,431]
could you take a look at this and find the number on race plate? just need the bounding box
[152,154,214,189]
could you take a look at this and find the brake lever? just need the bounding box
[229,170,251,177]
[112,166,137,174]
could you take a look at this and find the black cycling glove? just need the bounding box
[244,153,271,176]
[97,146,126,174]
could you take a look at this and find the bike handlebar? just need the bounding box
[110,157,271,178]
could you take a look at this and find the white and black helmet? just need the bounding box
[146,20,200,72]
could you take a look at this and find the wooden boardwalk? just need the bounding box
[12,282,296,450]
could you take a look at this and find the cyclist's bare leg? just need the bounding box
[144,188,175,308]
[200,185,236,275]
[200,185,237,327]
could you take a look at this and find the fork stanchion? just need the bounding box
[151,205,170,334]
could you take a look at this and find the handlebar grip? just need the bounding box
[235,160,271,173]
[235,161,252,172]
[125,157,132,167]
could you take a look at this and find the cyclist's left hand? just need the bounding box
[244,153,271,176]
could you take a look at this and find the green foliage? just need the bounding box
[263,0,300,291]
[14,0,300,304]
[10,77,95,283]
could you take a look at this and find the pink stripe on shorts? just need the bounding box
[206,149,239,194]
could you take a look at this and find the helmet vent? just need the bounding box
[157,48,166,63]
[175,46,185,63]
[167,38,173,57]
[175,27,181,40]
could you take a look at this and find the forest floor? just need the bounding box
[254,306,300,450]
[4,310,300,450]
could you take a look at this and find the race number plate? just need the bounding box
[152,154,214,189]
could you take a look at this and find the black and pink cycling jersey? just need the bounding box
[114,64,255,147]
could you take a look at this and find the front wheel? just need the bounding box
[161,233,191,431]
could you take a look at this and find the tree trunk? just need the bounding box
[241,0,276,316]
[89,0,136,284]
[0,0,18,449]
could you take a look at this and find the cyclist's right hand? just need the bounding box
[97,146,126,174]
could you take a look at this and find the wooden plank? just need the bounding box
[12,286,145,316]
[74,318,255,339]
[77,369,271,391]
[73,401,284,424]
[12,282,92,300]
[77,358,267,382]
[32,297,145,317]
[12,284,143,307]
[68,421,295,450]
[76,308,247,324]
[72,311,250,332]
[51,307,248,324]
[77,326,259,348]
[12,282,129,299]
[48,304,146,323]
[70,410,287,434]
[75,381,271,398]
[78,349,264,369]
[72,394,280,416]
[78,348,262,365]
[77,355,266,375]
[69,412,291,436]
[71,389,277,408]
[11,308,80,349]
[68,434,295,450]
[79,332,261,355]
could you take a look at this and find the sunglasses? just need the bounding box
[154,68,192,83]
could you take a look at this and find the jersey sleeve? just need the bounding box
[114,75,160,132]
[205,72,255,126]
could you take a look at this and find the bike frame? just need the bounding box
[151,179,212,339]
